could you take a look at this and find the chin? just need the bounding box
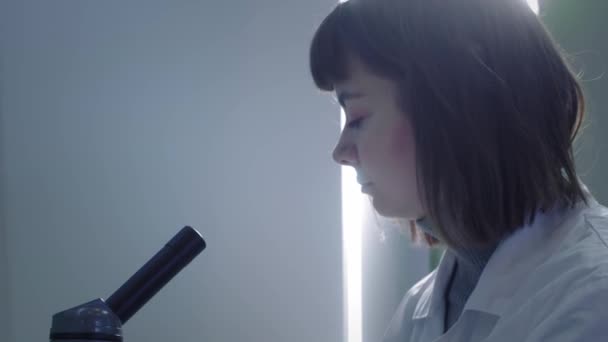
[372,197,423,219]
[372,198,401,218]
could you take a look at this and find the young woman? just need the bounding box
[309,0,608,341]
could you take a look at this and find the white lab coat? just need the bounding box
[383,187,608,342]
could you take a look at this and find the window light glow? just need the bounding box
[527,0,539,14]
[341,109,363,342]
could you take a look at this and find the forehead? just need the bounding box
[334,57,397,106]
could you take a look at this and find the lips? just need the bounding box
[361,183,373,193]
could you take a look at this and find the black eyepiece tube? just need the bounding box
[105,226,206,324]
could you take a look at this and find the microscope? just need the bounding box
[49,226,206,341]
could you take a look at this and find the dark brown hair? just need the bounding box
[310,0,587,248]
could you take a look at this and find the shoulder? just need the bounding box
[514,270,608,341]
[552,202,608,274]
[581,203,608,250]
[524,202,608,297]
[494,203,608,340]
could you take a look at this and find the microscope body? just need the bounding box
[50,299,122,342]
[49,226,205,342]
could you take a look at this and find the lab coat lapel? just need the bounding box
[413,250,456,341]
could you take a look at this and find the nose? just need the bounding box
[332,135,358,166]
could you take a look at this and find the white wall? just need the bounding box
[0,100,9,342]
[0,33,12,339]
[0,1,344,341]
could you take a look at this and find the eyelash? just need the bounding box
[346,118,365,129]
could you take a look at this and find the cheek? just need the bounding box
[388,120,418,194]
[389,120,416,163]
[388,120,424,217]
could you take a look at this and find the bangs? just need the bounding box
[309,4,352,91]
[310,1,411,93]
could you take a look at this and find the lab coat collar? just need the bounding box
[412,249,456,319]
[412,183,599,320]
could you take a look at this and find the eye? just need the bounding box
[346,117,365,129]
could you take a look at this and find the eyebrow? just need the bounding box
[336,91,365,107]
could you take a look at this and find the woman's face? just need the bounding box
[332,57,424,219]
